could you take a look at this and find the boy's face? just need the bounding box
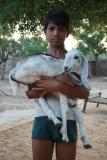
[45,22,68,48]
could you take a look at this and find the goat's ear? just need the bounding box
[80,52,89,89]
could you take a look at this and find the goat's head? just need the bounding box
[64,49,89,88]
[64,49,85,74]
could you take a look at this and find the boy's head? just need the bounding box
[44,10,70,33]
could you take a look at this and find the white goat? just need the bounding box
[9,49,92,149]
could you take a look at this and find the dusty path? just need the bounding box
[0,77,107,160]
[0,107,107,160]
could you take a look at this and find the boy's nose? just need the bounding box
[53,29,59,35]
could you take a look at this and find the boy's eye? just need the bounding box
[48,27,55,31]
[74,56,79,59]
[58,27,66,31]
[48,26,66,32]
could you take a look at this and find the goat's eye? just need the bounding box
[74,56,79,59]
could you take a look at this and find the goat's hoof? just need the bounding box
[84,144,92,149]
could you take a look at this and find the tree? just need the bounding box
[0,0,107,34]
[0,21,48,79]
[77,32,107,59]
[76,28,107,75]
[0,24,21,79]
[0,24,12,38]
[0,38,21,79]
[17,35,48,57]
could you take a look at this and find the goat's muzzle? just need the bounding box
[64,66,72,72]
[10,74,28,85]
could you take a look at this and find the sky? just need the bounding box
[65,35,78,50]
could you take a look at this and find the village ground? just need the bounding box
[0,77,107,160]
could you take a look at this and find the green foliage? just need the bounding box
[0,23,48,63]
[77,42,93,58]
[0,0,107,34]
[0,24,12,37]
[0,38,21,63]
[76,29,107,60]
[17,36,48,57]
[0,24,21,63]
[75,22,107,76]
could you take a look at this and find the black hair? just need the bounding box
[43,10,70,32]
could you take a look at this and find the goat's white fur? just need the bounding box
[9,49,91,148]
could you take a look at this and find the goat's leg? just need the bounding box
[59,93,69,142]
[38,97,61,125]
[72,106,92,149]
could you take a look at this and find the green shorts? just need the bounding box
[32,116,78,143]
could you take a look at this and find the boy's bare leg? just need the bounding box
[56,142,77,160]
[32,139,54,160]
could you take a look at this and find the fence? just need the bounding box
[89,60,107,76]
[0,57,107,79]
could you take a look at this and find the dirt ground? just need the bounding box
[0,77,107,160]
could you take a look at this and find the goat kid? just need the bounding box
[9,49,92,149]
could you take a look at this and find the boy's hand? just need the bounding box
[26,87,46,99]
[26,73,77,99]
[34,76,61,92]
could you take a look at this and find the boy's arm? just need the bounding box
[26,73,89,99]
[54,73,89,99]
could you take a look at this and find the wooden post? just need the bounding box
[82,99,88,113]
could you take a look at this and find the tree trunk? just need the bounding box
[95,56,99,76]
[0,62,6,80]
[88,63,92,78]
